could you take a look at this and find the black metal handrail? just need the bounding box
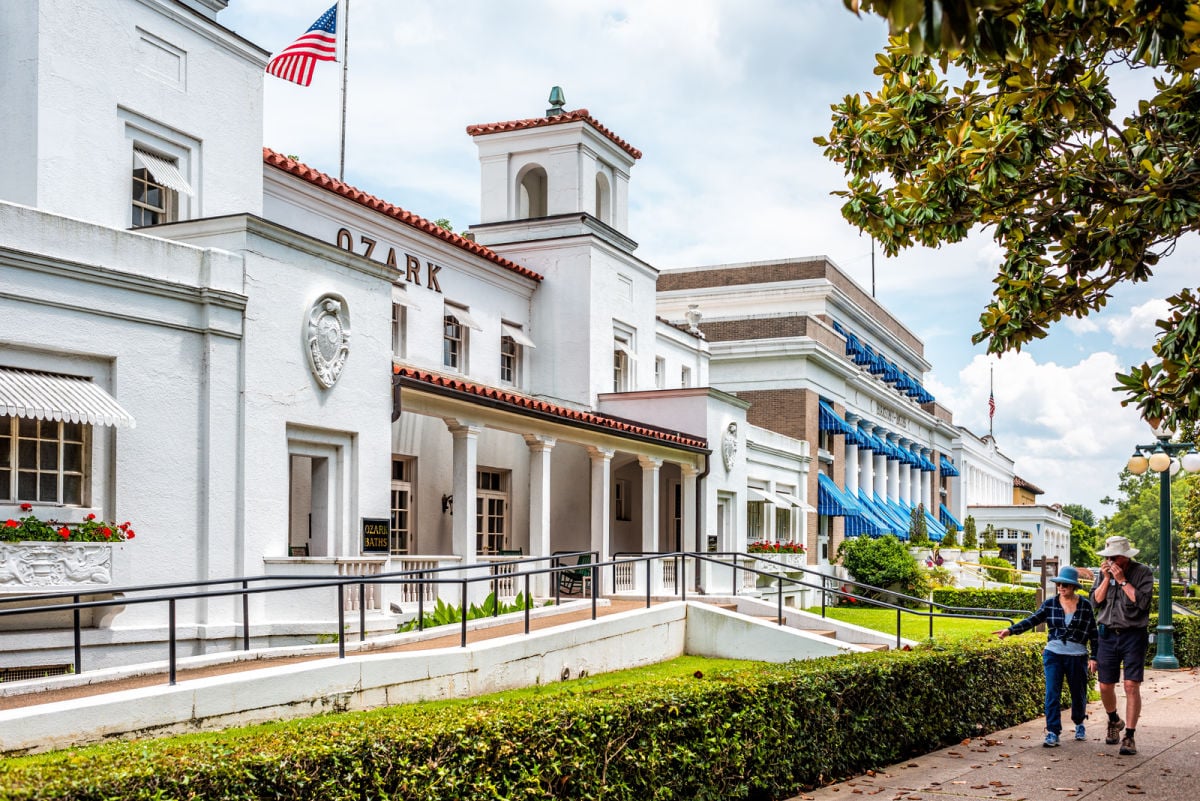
[0,550,1024,686]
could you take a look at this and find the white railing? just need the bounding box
[389,557,449,605]
[613,557,637,594]
[335,558,387,611]
[477,555,524,598]
[660,558,676,593]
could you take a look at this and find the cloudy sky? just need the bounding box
[221,0,1197,517]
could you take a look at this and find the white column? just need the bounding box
[587,446,614,560]
[874,451,888,497]
[887,455,900,502]
[899,463,911,506]
[525,434,555,596]
[859,445,874,499]
[921,466,933,514]
[845,443,859,495]
[680,463,699,553]
[445,420,482,564]
[638,455,662,554]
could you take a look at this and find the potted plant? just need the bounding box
[981,523,1000,559]
[908,503,931,562]
[939,524,961,562]
[1,505,136,590]
[961,515,978,553]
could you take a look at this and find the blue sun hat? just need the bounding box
[1049,565,1082,588]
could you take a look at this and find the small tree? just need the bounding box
[961,515,978,550]
[942,524,958,548]
[909,503,929,546]
[837,534,931,604]
[982,523,998,551]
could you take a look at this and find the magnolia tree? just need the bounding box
[821,0,1200,429]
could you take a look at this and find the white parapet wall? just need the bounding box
[0,600,869,755]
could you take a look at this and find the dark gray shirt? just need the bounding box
[1090,560,1154,629]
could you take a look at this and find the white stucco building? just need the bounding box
[0,0,1054,673]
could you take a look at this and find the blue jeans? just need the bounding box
[1043,650,1088,734]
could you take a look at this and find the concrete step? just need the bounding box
[853,642,890,651]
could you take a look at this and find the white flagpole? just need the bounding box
[338,0,350,182]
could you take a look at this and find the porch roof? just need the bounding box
[394,366,709,452]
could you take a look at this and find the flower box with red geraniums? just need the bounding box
[0,506,136,591]
[1,505,136,544]
[747,540,807,569]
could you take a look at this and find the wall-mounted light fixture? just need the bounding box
[441,494,454,514]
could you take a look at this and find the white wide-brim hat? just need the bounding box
[1097,535,1139,559]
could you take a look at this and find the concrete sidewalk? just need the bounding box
[789,668,1200,801]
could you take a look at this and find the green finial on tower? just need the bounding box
[547,86,566,116]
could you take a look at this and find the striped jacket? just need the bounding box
[1008,595,1099,659]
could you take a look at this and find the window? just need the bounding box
[681,365,692,388]
[818,427,835,453]
[747,500,765,541]
[0,416,89,505]
[390,457,415,555]
[613,329,634,391]
[392,302,407,359]
[654,357,665,389]
[443,315,464,370]
[130,148,192,228]
[475,469,509,555]
[818,515,832,562]
[614,479,632,521]
[595,171,611,223]
[500,337,518,384]
[775,507,792,540]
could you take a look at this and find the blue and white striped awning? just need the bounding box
[940,456,960,477]
[939,503,963,531]
[818,400,855,436]
[817,473,861,517]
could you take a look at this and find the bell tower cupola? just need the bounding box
[466,87,641,245]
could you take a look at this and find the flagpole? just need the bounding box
[989,363,994,438]
[338,0,350,182]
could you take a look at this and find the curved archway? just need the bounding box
[517,165,548,219]
[594,171,611,223]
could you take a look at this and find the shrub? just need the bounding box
[838,534,931,604]
[0,640,1046,800]
[982,524,998,550]
[1146,613,1200,668]
[933,587,1038,615]
[961,515,978,550]
[396,592,541,633]
[909,504,930,545]
[979,555,1015,583]
[924,565,956,587]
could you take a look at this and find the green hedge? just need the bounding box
[933,587,1039,614]
[0,641,1046,801]
[1146,613,1200,667]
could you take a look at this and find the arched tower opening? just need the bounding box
[517,165,548,219]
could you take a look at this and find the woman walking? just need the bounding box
[995,565,1098,747]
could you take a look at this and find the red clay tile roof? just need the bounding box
[395,366,707,451]
[465,109,642,160]
[262,149,543,282]
[1013,475,1045,495]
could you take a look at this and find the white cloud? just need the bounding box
[928,351,1146,514]
[1103,298,1170,348]
[1063,316,1100,335]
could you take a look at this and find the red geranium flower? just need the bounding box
[19,503,33,512]
[85,513,96,521]
[5,519,18,528]
[58,526,71,539]
[126,531,135,539]
[101,527,112,538]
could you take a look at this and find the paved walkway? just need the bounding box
[788,668,1200,801]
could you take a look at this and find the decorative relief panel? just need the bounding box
[0,543,114,590]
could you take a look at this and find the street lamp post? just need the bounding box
[1126,425,1200,670]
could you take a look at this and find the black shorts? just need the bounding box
[1096,627,1148,684]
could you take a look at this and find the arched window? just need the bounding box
[594,171,611,223]
[517,166,548,219]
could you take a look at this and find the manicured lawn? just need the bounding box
[803,604,1013,642]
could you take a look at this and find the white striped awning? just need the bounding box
[501,322,537,348]
[133,149,194,197]
[0,368,136,428]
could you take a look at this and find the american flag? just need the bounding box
[988,390,996,419]
[266,5,338,87]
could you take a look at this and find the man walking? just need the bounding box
[1091,535,1155,755]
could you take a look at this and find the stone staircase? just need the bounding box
[706,602,896,652]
